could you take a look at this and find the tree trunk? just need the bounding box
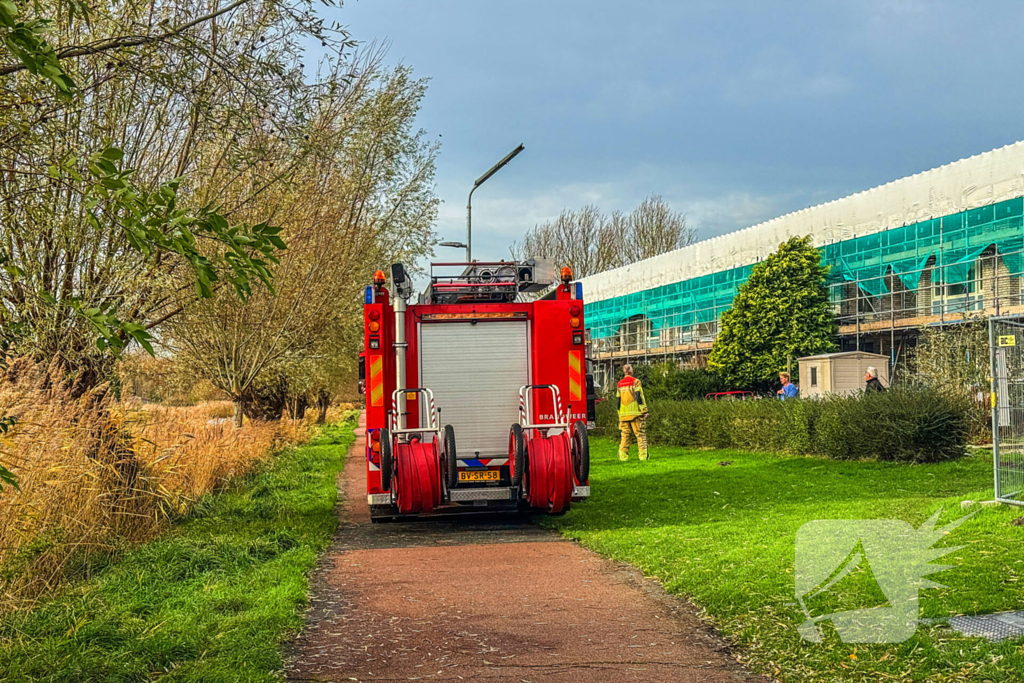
[233,399,244,428]
[287,394,308,421]
[316,390,331,424]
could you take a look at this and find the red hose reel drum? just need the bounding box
[394,437,443,514]
[524,433,573,514]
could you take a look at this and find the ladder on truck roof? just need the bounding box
[424,260,556,304]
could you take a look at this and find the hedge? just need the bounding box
[596,387,969,463]
[627,363,728,401]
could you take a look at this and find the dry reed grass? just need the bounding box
[0,359,310,613]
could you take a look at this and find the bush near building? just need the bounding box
[597,387,969,463]
[627,362,728,401]
[909,317,991,442]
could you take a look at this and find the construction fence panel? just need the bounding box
[990,316,1024,506]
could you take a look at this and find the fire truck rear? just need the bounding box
[360,260,593,521]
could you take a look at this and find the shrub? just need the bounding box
[626,362,728,401]
[908,318,991,443]
[598,386,968,463]
[837,388,970,463]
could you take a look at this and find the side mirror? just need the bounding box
[358,355,366,395]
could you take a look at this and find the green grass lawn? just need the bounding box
[545,438,1024,682]
[0,417,356,683]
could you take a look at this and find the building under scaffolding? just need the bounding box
[580,141,1024,385]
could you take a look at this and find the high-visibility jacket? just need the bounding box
[616,376,647,420]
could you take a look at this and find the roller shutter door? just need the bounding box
[419,321,529,459]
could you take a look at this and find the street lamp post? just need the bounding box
[464,143,524,262]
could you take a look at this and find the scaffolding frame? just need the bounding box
[587,197,1024,368]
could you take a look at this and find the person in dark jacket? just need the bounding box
[865,366,886,393]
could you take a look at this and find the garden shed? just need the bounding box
[797,351,889,397]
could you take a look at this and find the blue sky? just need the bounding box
[326,0,1024,265]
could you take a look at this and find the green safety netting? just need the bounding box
[585,197,1024,339]
[890,255,933,291]
[1003,250,1024,277]
[939,246,989,285]
[839,258,888,296]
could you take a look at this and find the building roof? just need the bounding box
[798,351,889,361]
[580,140,1024,304]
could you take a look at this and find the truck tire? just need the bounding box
[379,428,393,489]
[571,420,590,484]
[443,424,458,489]
[509,423,526,487]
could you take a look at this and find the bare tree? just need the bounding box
[622,195,696,264]
[168,61,438,426]
[511,194,694,278]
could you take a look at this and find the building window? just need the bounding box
[620,315,651,351]
[945,283,969,297]
[810,366,818,387]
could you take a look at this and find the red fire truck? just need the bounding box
[360,260,593,521]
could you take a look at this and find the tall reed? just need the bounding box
[0,359,308,613]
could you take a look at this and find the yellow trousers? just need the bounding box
[618,417,648,461]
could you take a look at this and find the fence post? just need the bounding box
[990,318,1001,501]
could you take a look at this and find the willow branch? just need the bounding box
[0,0,253,76]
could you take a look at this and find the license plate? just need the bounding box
[459,470,500,482]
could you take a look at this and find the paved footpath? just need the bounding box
[286,416,766,683]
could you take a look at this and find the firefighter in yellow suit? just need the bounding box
[616,364,649,461]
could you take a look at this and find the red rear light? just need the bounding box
[368,309,380,321]
[569,304,581,316]
[370,430,380,442]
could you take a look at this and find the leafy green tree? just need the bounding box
[0,0,75,94]
[708,236,837,388]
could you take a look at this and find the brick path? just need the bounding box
[286,415,765,682]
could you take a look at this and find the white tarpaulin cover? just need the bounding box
[580,140,1024,303]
